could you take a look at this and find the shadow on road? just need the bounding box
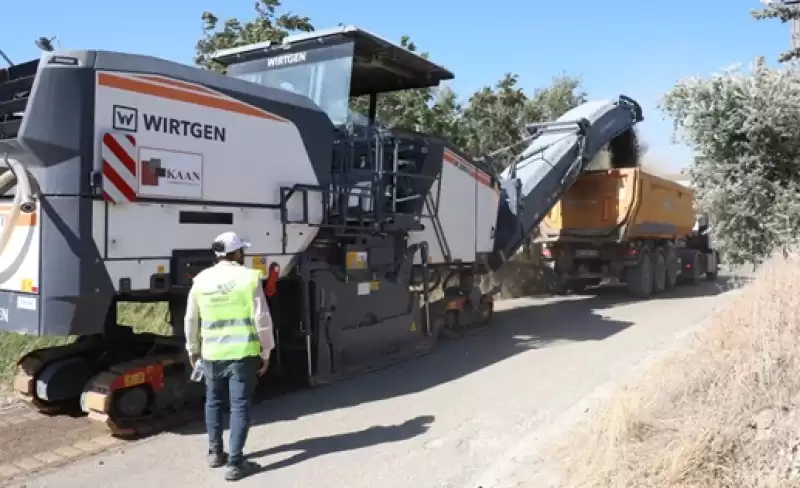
[245,415,434,470]
[172,275,739,437]
[566,273,746,303]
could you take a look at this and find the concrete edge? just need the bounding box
[0,431,123,486]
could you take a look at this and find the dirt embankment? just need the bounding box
[530,253,800,487]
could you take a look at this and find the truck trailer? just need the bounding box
[537,166,719,297]
[0,26,644,436]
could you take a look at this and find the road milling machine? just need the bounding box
[0,25,644,435]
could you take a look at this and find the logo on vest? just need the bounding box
[215,280,237,294]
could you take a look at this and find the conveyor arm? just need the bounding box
[489,95,644,269]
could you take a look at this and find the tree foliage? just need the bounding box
[460,74,587,170]
[751,1,800,63]
[194,0,313,72]
[660,58,800,265]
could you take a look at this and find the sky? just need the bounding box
[2,0,792,172]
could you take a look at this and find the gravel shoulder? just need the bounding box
[14,278,739,488]
[479,285,746,488]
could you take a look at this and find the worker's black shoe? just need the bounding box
[225,460,260,481]
[208,451,228,468]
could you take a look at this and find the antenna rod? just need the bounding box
[0,48,12,66]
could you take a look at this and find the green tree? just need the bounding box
[660,58,800,265]
[751,1,800,63]
[194,0,313,73]
[461,73,587,171]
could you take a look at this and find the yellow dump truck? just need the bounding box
[536,167,720,297]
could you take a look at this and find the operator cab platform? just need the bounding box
[211,25,454,126]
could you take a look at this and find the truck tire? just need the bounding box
[689,251,703,285]
[676,249,703,285]
[705,251,719,281]
[625,248,654,298]
[568,280,587,294]
[652,250,667,294]
[541,266,567,295]
[664,246,678,290]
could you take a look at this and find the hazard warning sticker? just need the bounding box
[101,132,138,204]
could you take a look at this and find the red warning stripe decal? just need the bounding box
[443,149,496,190]
[101,133,138,204]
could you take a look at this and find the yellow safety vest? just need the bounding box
[192,263,263,361]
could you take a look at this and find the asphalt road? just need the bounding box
[16,276,742,488]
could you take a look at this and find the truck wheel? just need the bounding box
[444,310,459,329]
[664,246,678,290]
[652,250,667,294]
[478,295,494,325]
[547,279,568,295]
[705,251,719,281]
[568,280,587,294]
[689,252,703,285]
[554,286,568,296]
[541,267,567,295]
[625,248,654,298]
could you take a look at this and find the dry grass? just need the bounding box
[541,252,800,488]
[0,333,69,388]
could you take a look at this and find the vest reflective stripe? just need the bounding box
[201,326,260,343]
[201,317,255,330]
[192,264,262,361]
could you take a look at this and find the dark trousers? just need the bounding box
[202,356,259,466]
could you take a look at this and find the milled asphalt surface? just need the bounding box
[17,276,742,488]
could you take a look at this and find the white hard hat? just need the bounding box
[212,231,250,256]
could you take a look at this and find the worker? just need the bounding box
[184,231,275,482]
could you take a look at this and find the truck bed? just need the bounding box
[537,167,695,242]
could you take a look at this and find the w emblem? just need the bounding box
[112,105,138,132]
